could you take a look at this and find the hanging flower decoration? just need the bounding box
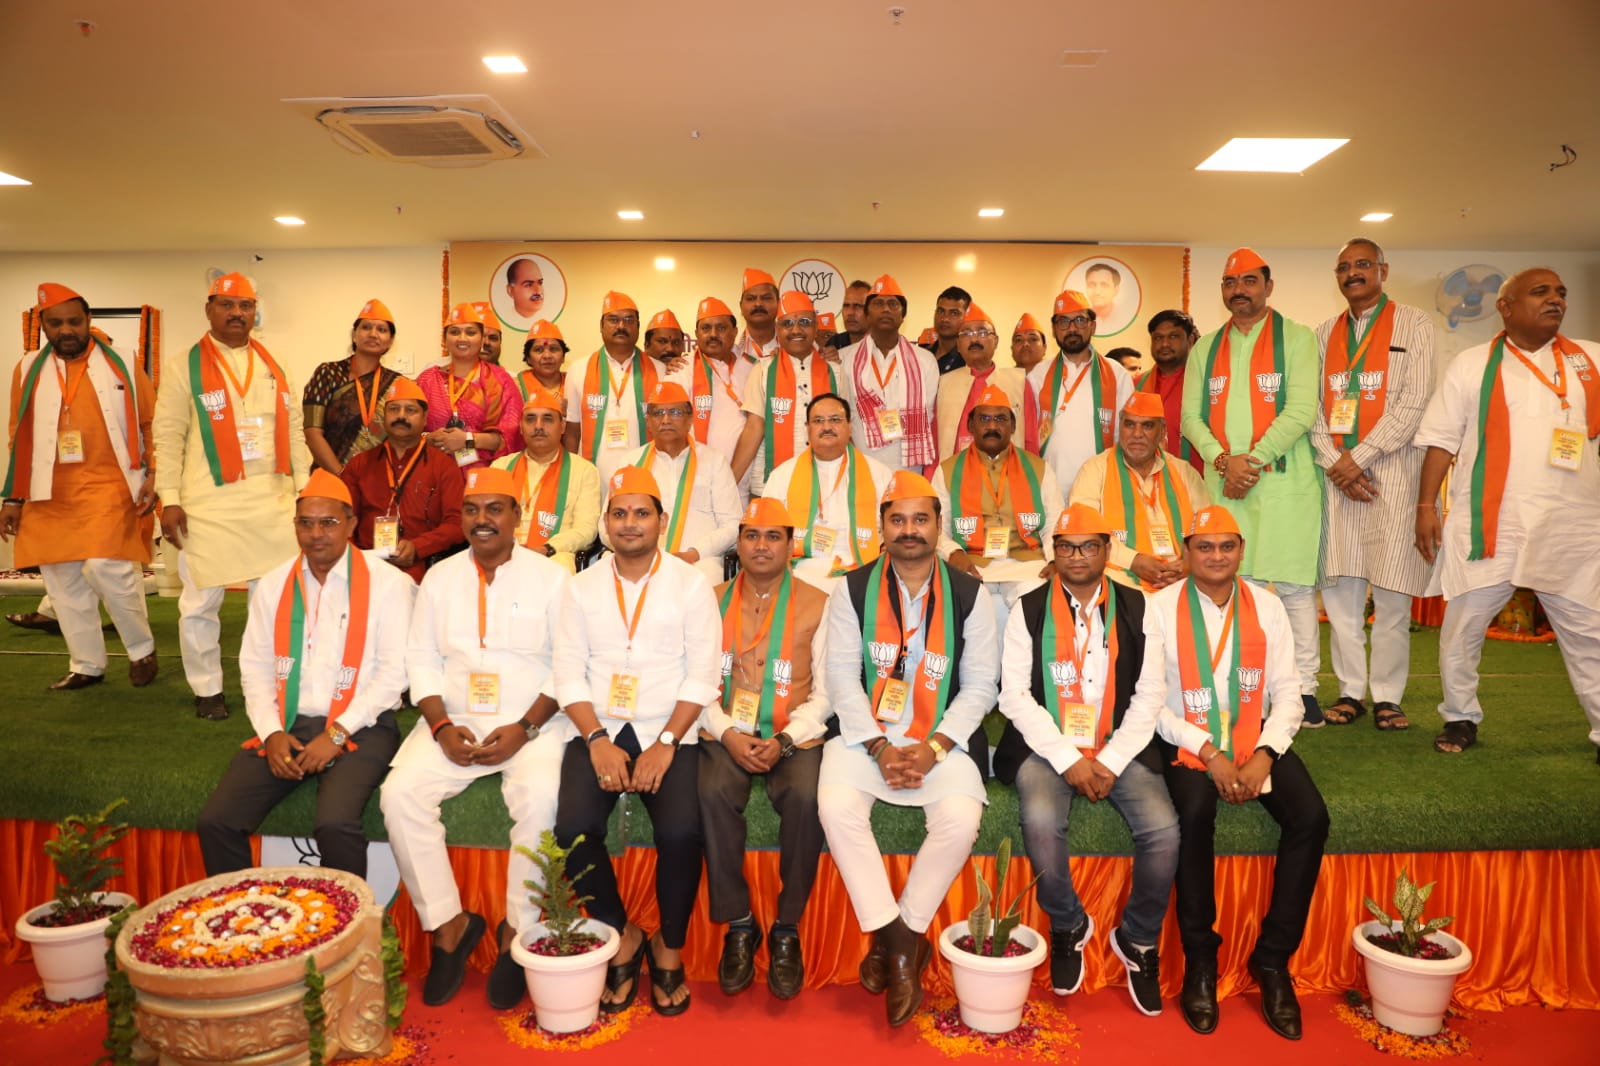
[129,876,359,969]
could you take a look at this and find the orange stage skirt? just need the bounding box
[2,820,1594,1010]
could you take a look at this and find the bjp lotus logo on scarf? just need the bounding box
[537,511,558,536]
[1182,687,1213,719]
[773,658,793,697]
[771,397,794,419]
[1098,407,1114,432]
[1255,373,1283,402]
[1019,512,1042,532]
[1236,667,1262,699]
[1050,659,1078,690]
[922,652,950,690]
[869,641,899,679]
[1358,370,1384,400]
[274,655,295,681]
[333,665,357,698]
[1328,370,1352,394]
[1208,376,1227,405]
[954,516,979,539]
[720,651,733,679]
[694,393,714,417]
[201,388,229,421]
[585,393,607,416]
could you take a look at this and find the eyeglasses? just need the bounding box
[1333,259,1383,275]
[970,412,1011,426]
[294,517,347,532]
[1054,315,1092,328]
[647,407,693,420]
[1053,539,1104,558]
[958,328,996,338]
[808,415,848,426]
[777,317,816,329]
[603,314,640,327]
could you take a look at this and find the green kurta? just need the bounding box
[1179,312,1322,585]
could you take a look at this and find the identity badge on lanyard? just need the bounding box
[982,525,1010,559]
[467,563,499,714]
[877,408,905,442]
[1148,523,1176,558]
[1507,341,1582,472]
[875,617,920,725]
[237,417,266,461]
[1328,397,1359,436]
[373,518,399,557]
[607,554,660,718]
[53,358,87,464]
[810,525,839,561]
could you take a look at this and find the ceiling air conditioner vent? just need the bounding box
[283,94,544,168]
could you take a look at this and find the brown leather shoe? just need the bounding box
[49,671,104,691]
[128,653,158,687]
[194,693,229,720]
[7,611,62,635]
[885,934,932,1027]
[858,930,888,994]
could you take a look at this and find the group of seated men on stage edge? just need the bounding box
[3,244,1598,1041]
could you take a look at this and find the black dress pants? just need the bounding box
[698,741,824,926]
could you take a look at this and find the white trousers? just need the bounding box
[380,731,565,933]
[1322,577,1413,705]
[39,559,154,676]
[1439,581,1600,745]
[816,783,982,934]
[1273,581,1321,696]
[176,550,255,698]
[36,594,56,619]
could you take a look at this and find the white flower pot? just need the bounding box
[937,920,1048,1034]
[14,891,137,1002]
[510,920,621,1033]
[1352,920,1473,1037]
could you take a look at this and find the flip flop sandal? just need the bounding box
[1433,719,1477,754]
[1373,702,1411,731]
[646,934,691,1016]
[600,933,647,1014]
[1324,696,1367,725]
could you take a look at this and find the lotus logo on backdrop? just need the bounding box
[780,259,845,316]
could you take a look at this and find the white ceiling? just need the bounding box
[2,0,1597,253]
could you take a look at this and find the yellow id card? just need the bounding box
[809,526,838,560]
[1328,398,1359,435]
[983,525,1010,559]
[56,430,84,464]
[237,417,265,461]
[373,517,399,556]
[1550,427,1584,471]
[604,419,629,449]
[1061,701,1098,748]
[467,672,500,715]
[877,408,904,441]
[730,689,761,733]
[875,677,911,723]
[607,672,639,719]
[1147,524,1176,559]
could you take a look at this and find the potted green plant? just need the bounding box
[13,799,137,1001]
[508,831,620,1032]
[1351,867,1473,1036]
[936,838,1047,1033]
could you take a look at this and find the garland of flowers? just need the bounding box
[97,903,138,1066]
[304,955,327,1066]
[381,910,407,1031]
[914,998,1080,1060]
[131,877,358,969]
[140,306,161,389]
[1182,247,1192,314]
[1336,992,1472,1060]
[441,249,450,328]
[497,1003,643,1051]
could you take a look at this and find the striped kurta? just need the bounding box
[1311,301,1435,596]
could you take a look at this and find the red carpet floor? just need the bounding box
[3,959,1594,1065]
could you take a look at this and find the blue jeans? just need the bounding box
[1015,754,1179,947]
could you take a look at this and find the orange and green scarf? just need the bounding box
[1202,311,1287,472]
[1175,578,1266,770]
[764,353,838,477]
[946,445,1047,553]
[717,569,797,735]
[861,558,957,742]
[1026,351,1117,454]
[1103,449,1194,588]
[1323,294,1396,450]
[787,445,881,573]
[580,348,657,463]
[190,335,293,486]
[511,449,571,551]
[3,339,140,498]
[1041,576,1119,757]
[636,442,697,552]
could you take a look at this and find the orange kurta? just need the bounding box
[9,360,155,568]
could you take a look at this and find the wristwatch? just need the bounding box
[927,737,949,763]
[774,731,797,759]
[658,730,680,748]
[464,433,477,451]
[520,719,541,743]
[326,722,350,747]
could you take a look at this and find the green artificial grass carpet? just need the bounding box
[1,592,1596,856]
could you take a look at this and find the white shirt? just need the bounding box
[700,355,752,462]
[1025,351,1134,498]
[603,441,741,561]
[562,350,691,481]
[998,581,1167,775]
[763,447,894,588]
[554,551,723,747]
[1414,336,1600,607]
[240,549,415,744]
[406,546,570,742]
[741,351,852,491]
[843,337,940,469]
[1149,578,1303,757]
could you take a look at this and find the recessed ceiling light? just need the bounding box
[482,56,527,74]
[617,210,644,221]
[977,208,1005,219]
[1195,137,1349,173]
[654,256,676,271]
[273,216,306,226]
[954,254,977,273]
[0,171,32,186]
[1360,211,1393,222]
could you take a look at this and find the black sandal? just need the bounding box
[1433,720,1477,754]
[600,932,647,1014]
[1373,702,1411,731]
[645,934,691,1016]
[1324,696,1367,726]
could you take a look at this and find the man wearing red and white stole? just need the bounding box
[382,466,574,1011]
[841,275,941,473]
[1180,249,1326,727]
[1023,290,1135,497]
[2,283,159,691]
[155,272,312,720]
[607,382,742,585]
[933,302,1027,460]
[817,472,999,1027]
[1311,239,1435,732]
[1152,505,1328,1041]
[994,505,1177,1016]
[197,471,411,879]
[1415,268,1600,761]
[698,498,833,1001]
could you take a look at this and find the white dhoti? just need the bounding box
[40,559,154,676]
[1322,577,1413,705]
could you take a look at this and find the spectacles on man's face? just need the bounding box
[1055,315,1092,329]
[808,415,848,427]
[971,412,1011,426]
[958,328,996,339]
[294,516,347,532]
[647,407,692,421]
[777,316,816,329]
[603,314,640,327]
[1333,259,1382,275]
[1053,539,1104,558]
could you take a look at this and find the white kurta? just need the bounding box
[603,441,741,584]
[1312,301,1435,595]
[842,338,940,470]
[1025,352,1134,498]
[1067,448,1212,586]
[700,355,752,465]
[562,351,690,481]
[153,334,312,588]
[740,351,852,495]
[1413,337,1600,608]
[762,448,894,591]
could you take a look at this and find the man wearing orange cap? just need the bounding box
[505,257,547,319]
[934,302,1027,458]
[994,504,1178,1015]
[302,299,405,475]
[3,283,158,690]
[922,285,972,374]
[1311,239,1434,732]
[563,291,687,481]
[490,387,601,573]
[1023,289,1134,499]
[607,381,741,584]
[196,470,413,878]
[698,497,833,1000]
[472,302,505,364]
[553,465,723,1016]
[1180,249,1326,727]
[340,376,466,583]
[731,290,846,494]
[1010,313,1049,374]
[817,469,998,1026]
[762,393,894,592]
[1150,504,1328,1039]
[841,275,941,472]
[1069,391,1210,591]
[1138,309,1204,473]
[689,296,755,485]
[382,465,576,1010]
[155,272,312,719]
[733,268,782,364]
[419,303,519,471]
[517,320,569,400]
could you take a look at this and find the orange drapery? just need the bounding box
[2,821,1595,1010]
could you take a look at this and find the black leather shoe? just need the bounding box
[767,926,803,1000]
[1248,959,1302,1040]
[194,693,228,720]
[859,930,888,994]
[718,924,762,995]
[1180,960,1219,1034]
[6,611,62,634]
[884,935,931,1027]
[486,921,526,1010]
[423,911,485,1007]
[128,652,159,687]
[48,671,104,691]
